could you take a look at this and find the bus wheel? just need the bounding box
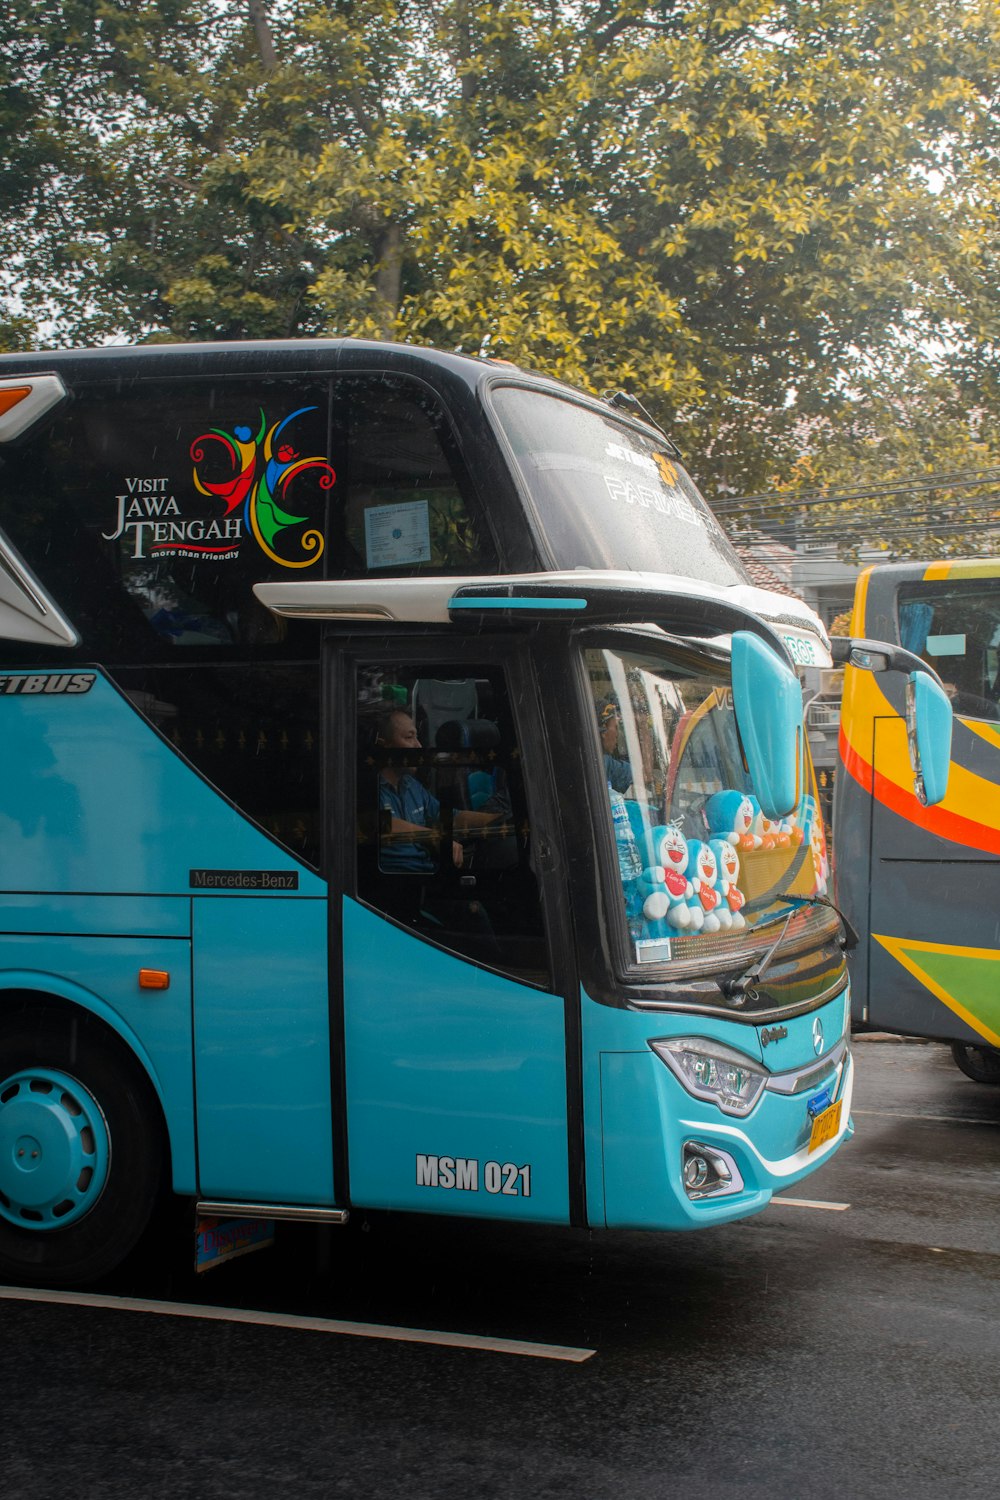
[950,1042,1000,1087]
[0,1011,162,1287]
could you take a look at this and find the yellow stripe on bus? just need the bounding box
[849,567,873,634]
[841,668,1000,831]
[964,720,1000,752]
[874,935,1000,1047]
[924,560,1000,581]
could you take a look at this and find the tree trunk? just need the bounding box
[374,223,403,335]
[249,0,278,72]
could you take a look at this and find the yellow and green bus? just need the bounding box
[836,558,1000,1082]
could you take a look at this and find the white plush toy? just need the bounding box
[710,837,748,930]
[637,823,700,931]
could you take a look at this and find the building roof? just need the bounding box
[735,546,804,601]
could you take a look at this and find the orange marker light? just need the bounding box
[138,969,170,991]
[0,386,32,418]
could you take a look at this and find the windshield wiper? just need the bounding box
[807,893,859,952]
[600,390,681,455]
[720,893,858,1007]
[721,909,797,1006]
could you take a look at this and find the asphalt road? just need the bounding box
[3,1038,1000,1499]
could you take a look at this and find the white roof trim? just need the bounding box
[254,569,832,664]
[0,534,79,648]
[0,374,67,443]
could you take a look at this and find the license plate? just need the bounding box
[808,1099,842,1153]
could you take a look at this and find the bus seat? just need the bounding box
[435,718,501,753]
[467,770,495,810]
[412,678,478,744]
[435,719,502,809]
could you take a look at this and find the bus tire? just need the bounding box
[0,1008,163,1287]
[950,1042,1000,1087]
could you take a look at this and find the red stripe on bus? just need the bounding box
[840,728,1000,857]
[838,724,872,793]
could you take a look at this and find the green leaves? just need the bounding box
[3,0,999,553]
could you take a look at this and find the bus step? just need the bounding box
[196,1200,349,1225]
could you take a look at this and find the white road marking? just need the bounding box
[854,1108,1000,1127]
[0,1285,594,1363]
[772,1197,850,1211]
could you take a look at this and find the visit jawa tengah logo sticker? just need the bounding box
[103,406,335,568]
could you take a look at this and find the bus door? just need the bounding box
[333,642,579,1224]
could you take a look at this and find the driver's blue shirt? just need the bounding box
[378,773,441,873]
[604,752,632,794]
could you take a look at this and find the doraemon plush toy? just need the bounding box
[710,837,747,930]
[705,790,755,848]
[780,810,805,846]
[810,820,830,896]
[636,823,699,931]
[687,839,723,933]
[747,796,778,850]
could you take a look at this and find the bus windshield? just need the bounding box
[491,387,745,587]
[586,643,833,971]
[898,576,1000,722]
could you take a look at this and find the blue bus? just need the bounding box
[0,341,929,1286]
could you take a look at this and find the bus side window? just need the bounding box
[354,666,551,986]
[0,377,331,659]
[337,377,498,578]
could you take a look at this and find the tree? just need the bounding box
[718,356,1000,562]
[3,0,999,545]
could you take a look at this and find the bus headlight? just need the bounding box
[650,1037,768,1117]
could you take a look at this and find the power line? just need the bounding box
[731,517,1000,544]
[729,506,1000,533]
[712,466,1000,514]
[713,464,1000,508]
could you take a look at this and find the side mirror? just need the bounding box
[731,631,802,819]
[907,672,952,806]
[831,635,954,806]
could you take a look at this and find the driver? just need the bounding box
[376,709,500,872]
[597,698,633,793]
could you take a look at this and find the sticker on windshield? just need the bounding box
[653,454,679,485]
[605,442,660,475]
[781,631,820,666]
[635,937,673,964]
[364,500,432,568]
[603,474,708,528]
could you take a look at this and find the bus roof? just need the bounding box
[0,337,664,441]
[859,557,1000,586]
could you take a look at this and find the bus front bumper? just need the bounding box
[597,1041,854,1230]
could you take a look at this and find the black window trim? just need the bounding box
[336,631,561,993]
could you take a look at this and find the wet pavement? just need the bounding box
[3,1038,1000,1499]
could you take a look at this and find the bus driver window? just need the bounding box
[355,668,550,985]
[375,707,463,873]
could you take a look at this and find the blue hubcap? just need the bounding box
[0,1068,110,1230]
